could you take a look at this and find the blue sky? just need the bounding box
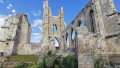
[0,0,120,43]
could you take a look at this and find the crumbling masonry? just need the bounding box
[0,0,120,68]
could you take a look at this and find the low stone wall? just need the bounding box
[0,62,34,68]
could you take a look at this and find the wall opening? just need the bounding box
[51,24,54,32]
[55,24,57,32]
[51,24,57,33]
[72,29,75,40]
[66,34,69,48]
[89,10,96,33]
[78,22,84,27]
[55,38,59,50]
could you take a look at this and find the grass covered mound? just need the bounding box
[15,51,78,68]
[5,54,37,62]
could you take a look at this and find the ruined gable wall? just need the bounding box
[99,0,120,36]
[0,14,23,55]
[0,14,32,55]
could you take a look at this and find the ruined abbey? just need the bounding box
[0,0,120,68]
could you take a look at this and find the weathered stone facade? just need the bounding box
[0,0,66,55]
[61,0,120,68]
[0,0,120,68]
[0,14,31,55]
[41,0,66,50]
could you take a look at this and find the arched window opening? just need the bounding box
[72,29,75,40]
[51,24,54,32]
[66,34,69,48]
[51,24,57,33]
[55,38,59,50]
[89,10,96,33]
[78,22,84,27]
[55,25,57,32]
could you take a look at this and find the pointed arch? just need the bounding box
[89,10,96,33]
[54,37,60,50]
[66,33,69,48]
[77,21,84,27]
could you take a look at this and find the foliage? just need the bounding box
[94,57,104,68]
[16,62,28,68]
[27,62,40,68]
[94,57,116,68]
[37,56,47,68]
[109,61,115,67]
[47,51,52,56]
[61,56,78,68]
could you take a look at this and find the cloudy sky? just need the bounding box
[0,0,120,43]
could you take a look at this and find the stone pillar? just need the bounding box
[69,32,72,49]
[76,27,94,68]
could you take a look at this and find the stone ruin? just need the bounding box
[0,0,120,68]
[0,0,66,55]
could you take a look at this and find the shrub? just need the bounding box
[94,58,104,68]
[62,56,78,68]
[47,51,52,56]
[16,62,27,68]
[109,61,115,67]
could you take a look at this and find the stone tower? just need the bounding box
[41,0,66,50]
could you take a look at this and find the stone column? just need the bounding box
[76,27,94,68]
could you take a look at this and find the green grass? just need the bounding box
[5,54,37,62]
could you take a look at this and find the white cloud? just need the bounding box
[9,4,12,7]
[32,19,42,27]
[7,7,10,9]
[12,9,16,13]
[0,14,8,32]
[32,10,41,17]
[0,0,3,3]
[7,4,12,9]
[32,33,41,36]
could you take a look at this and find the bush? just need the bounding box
[94,57,104,68]
[62,56,78,68]
[16,62,27,68]
[94,57,116,68]
[109,61,115,67]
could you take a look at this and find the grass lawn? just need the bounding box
[5,54,37,62]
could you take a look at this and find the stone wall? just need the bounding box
[99,0,120,36]
[61,0,120,68]
[0,14,31,56]
[0,14,53,55]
